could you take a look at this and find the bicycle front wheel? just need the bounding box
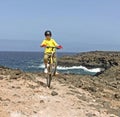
[47,74,52,88]
[47,65,52,88]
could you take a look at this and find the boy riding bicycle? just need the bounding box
[40,30,62,74]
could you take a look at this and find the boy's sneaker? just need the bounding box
[53,71,59,76]
[55,71,59,75]
[44,68,48,73]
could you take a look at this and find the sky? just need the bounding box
[0,0,120,52]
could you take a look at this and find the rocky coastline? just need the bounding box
[0,51,120,117]
[58,51,119,69]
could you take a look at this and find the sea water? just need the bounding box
[0,52,101,75]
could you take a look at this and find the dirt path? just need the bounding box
[0,73,118,117]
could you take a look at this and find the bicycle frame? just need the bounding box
[46,47,58,88]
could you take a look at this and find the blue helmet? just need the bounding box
[44,30,52,36]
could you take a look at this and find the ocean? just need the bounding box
[0,52,101,75]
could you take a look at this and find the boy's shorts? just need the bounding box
[44,53,57,63]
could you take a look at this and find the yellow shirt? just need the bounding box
[41,38,58,53]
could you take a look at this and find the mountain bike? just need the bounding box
[45,46,61,88]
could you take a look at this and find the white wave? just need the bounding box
[85,68,101,73]
[38,64,102,73]
[28,64,44,69]
[57,66,85,70]
[28,65,38,68]
[38,63,45,68]
[57,66,101,73]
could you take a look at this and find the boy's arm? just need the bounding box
[53,39,63,49]
[52,39,59,46]
[40,40,46,47]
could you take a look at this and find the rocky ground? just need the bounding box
[0,67,119,117]
[0,51,120,117]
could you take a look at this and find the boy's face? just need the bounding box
[46,35,51,39]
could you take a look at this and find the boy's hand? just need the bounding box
[57,45,63,49]
[41,44,46,47]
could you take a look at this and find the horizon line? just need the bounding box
[0,50,77,53]
[0,50,120,53]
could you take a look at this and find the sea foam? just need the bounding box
[38,64,101,73]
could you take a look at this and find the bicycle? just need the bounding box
[45,46,61,88]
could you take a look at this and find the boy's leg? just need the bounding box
[44,54,48,73]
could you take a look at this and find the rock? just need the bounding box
[4,103,8,106]
[0,97,3,101]
[68,86,75,89]
[5,98,10,102]
[13,94,20,97]
[40,100,44,103]
[15,71,22,75]
[73,80,83,88]
[86,113,96,117]
[114,94,120,100]
[108,108,120,117]
[83,86,97,92]
[16,86,21,89]
[12,86,15,88]
[102,101,110,109]
[0,97,10,102]
[116,77,120,80]
[10,74,18,79]
[17,101,22,103]
[33,111,37,113]
[76,95,88,102]
[0,76,4,80]
[88,87,97,92]
[28,84,36,89]
[51,91,58,96]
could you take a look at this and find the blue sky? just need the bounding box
[0,0,120,52]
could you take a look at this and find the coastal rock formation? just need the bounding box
[58,51,120,69]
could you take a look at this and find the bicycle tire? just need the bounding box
[53,62,57,76]
[47,64,52,88]
[47,74,52,88]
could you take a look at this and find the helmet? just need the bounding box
[44,30,52,36]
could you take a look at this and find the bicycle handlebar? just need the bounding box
[46,46,56,48]
[42,45,62,49]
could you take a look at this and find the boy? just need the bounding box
[40,30,62,73]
